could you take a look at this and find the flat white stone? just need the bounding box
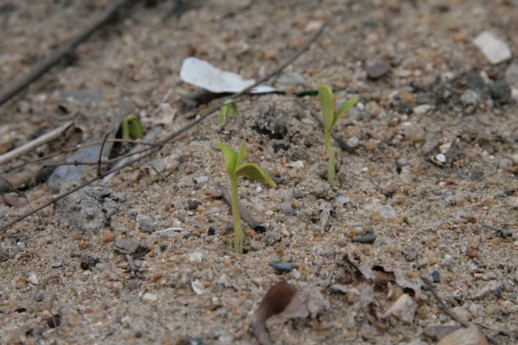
[473,31,512,65]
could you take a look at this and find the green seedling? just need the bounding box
[217,143,276,254]
[121,114,144,145]
[319,84,359,184]
[218,100,239,124]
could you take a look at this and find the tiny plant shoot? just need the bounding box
[217,143,276,254]
[319,84,359,184]
[218,100,239,124]
[121,114,144,145]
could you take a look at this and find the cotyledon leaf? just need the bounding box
[234,163,277,187]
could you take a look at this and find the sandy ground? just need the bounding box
[0,1,517,344]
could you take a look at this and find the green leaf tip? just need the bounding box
[217,142,237,175]
[121,114,144,145]
[218,100,239,124]
[335,96,359,124]
[319,84,335,131]
[235,163,277,188]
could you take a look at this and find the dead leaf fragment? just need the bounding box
[319,201,333,233]
[306,287,330,319]
[252,281,297,345]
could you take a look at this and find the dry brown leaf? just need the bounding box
[252,281,297,345]
[318,200,333,233]
[306,287,330,319]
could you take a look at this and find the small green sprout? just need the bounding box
[218,100,239,124]
[121,114,144,145]
[319,84,359,184]
[217,143,276,254]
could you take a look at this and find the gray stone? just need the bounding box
[505,63,518,87]
[137,214,155,233]
[473,31,512,65]
[460,89,480,107]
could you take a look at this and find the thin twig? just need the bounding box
[97,132,111,177]
[421,276,471,328]
[0,121,74,165]
[0,22,327,232]
[0,0,138,106]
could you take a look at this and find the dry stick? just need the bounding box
[0,0,137,106]
[97,132,111,177]
[421,276,472,328]
[0,22,327,232]
[0,138,157,174]
[0,121,74,166]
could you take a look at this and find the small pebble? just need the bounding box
[271,262,293,273]
[335,196,350,205]
[142,292,158,303]
[80,256,99,270]
[366,60,391,80]
[207,227,216,236]
[137,214,155,233]
[431,270,441,283]
[351,233,376,244]
[473,31,512,65]
[436,154,447,164]
[195,176,209,184]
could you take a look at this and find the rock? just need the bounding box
[489,78,511,105]
[505,63,518,87]
[335,196,350,205]
[48,144,104,194]
[272,262,293,273]
[195,175,209,185]
[191,279,205,295]
[424,325,461,341]
[272,143,290,153]
[365,101,381,116]
[276,71,306,85]
[142,292,158,303]
[279,202,294,216]
[137,214,155,233]
[473,31,512,65]
[366,60,391,80]
[351,233,376,244]
[413,104,434,116]
[189,251,204,264]
[401,122,426,143]
[431,270,441,283]
[437,325,488,345]
[460,89,480,108]
[383,294,417,323]
[451,306,471,323]
[80,256,99,270]
[264,230,282,245]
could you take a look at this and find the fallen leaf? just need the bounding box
[319,201,333,233]
[306,287,330,319]
[252,281,297,345]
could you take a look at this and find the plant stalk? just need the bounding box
[230,175,244,253]
[324,131,335,184]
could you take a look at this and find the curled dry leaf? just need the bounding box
[345,250,424,300]
[306,287,330,319]
[318,200,333,233]
[252,281,297,345]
